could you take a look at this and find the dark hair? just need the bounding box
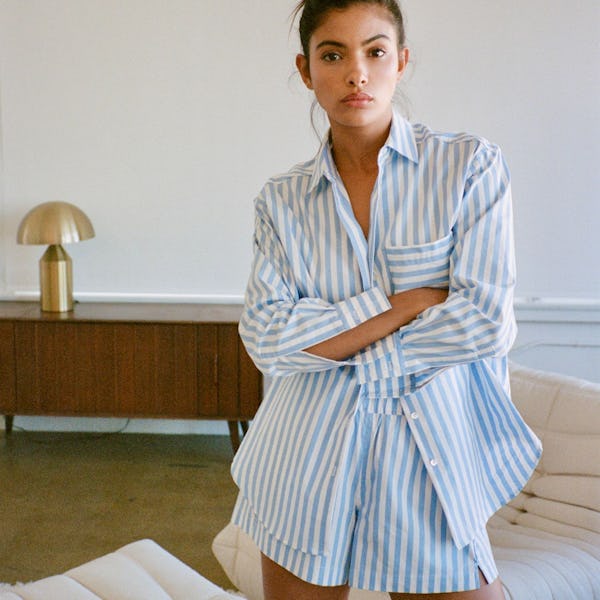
[292,0,406,57]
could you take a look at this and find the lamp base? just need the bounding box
[39,244,73,312]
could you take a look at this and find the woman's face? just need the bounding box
[296,3,408,135]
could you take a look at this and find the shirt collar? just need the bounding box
[385,110,419,164]
[308,110,419,192]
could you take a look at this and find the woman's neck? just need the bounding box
[330,119,392,175]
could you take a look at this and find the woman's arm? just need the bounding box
[305,287,448,361]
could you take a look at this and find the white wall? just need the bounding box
[0,0,315,302]
[1,1,598,433]
[403,0,600,302]
[1,0,598,303]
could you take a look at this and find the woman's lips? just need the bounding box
[342,92,373,107]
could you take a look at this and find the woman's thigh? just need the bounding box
[262,553,350,600]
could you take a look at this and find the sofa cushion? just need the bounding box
[0,539,238,600]
[530,474,600,512]
[508,362,600,533]
[0,577,102,600]
[523,496,600,533]
[488,514,600,599]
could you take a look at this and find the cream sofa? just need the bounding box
[212,362,600,600]
[0,539,239,600]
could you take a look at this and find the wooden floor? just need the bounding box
[0,431,238,590]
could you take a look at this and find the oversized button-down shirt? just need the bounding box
[233,111,542,555]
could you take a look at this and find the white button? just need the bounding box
[430,459,438,467]
[410,412,419,420]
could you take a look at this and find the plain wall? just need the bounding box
[1,0,599,303]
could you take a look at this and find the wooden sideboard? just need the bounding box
[0,301,262,451]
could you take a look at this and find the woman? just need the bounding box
[232,1,542,598]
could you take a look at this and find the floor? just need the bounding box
[0,431,239,590]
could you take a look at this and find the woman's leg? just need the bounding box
[262,553,350,600]
[389,570,505,600]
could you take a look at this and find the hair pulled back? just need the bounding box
[292,0,406,57]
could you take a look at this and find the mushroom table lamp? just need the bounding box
[17,201,95,312]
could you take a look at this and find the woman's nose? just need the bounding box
[346,60,368,88]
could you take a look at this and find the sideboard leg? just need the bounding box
[228,421,241,454]
[4,415,14,434]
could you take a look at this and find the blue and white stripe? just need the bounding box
[233,398,499,592]
[232,112,541,564]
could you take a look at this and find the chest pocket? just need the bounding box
[385,233,453,293]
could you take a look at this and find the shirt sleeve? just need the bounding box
[355,142,517,383]
[239,194,392,377]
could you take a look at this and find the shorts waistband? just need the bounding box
[357,396,404,415]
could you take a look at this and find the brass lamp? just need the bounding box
[17,201,95,312]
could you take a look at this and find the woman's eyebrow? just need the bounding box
[315,34,391,50]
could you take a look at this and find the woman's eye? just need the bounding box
[370,48,386,58]
[322,52,342,62]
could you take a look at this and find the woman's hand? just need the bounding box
[305,287,448,361]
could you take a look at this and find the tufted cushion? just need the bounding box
[487,363,600,599]
[505,362,600,532]
[0,539,238,600]
[488,514,600,599]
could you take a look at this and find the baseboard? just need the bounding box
[7,417,230,436]
[514,297,600,324]
[1,291,245,304]
[3,292,597,312]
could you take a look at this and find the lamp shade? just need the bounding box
[17,201,95,245]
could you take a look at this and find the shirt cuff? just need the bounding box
[335,286,391,330]
[393,326,434,374]
[355,335,403,383]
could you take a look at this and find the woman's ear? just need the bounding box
[296,54,313,90]
[397,47,410,81]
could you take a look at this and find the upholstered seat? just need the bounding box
[0,539,238,600]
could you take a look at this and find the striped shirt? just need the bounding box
[233,111,542,554]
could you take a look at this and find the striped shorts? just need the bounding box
[232,396,498,593]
